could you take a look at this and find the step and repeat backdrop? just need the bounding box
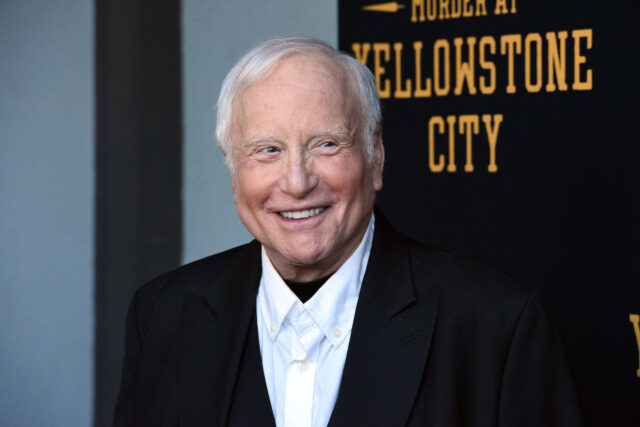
[339,1,639,425]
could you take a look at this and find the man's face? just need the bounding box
[229,55,384,281]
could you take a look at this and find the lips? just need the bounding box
[278,207,325,219]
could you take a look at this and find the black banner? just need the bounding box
[339,1,639,425]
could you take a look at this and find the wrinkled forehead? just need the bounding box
[233,53,360,126]
[268,54,346,91]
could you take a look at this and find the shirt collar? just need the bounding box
[257,214,375,346]
[258,246,298,341]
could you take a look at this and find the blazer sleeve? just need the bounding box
[498,291,585,427]
[112,287,146,426]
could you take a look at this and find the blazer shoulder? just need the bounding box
[403,237,552,362]
[139,240,258,298]
[128,240,260,337]
[372,210,533,310]
[406,237,534,312]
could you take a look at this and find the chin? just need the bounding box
[285,250,326,267]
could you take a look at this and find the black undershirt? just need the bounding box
[284,274,333,303]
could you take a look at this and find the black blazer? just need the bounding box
[114,214,584,426]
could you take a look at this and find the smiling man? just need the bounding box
[114,38,584,426]
[229,51,382,283]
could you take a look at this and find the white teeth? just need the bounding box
[279,207,324,219]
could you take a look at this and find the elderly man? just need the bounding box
[114,38,583,426]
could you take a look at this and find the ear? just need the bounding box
[221,146,237,191]
[225,158,240,208]
[229,164,238,196]
[230,171,241,206]
[371,130,385,191]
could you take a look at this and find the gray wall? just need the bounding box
[0,1,94,425]
[0,1,337,424]
[182,0,338,263]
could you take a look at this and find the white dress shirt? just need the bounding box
[256,214,375,427]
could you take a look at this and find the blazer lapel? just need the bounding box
[179,241,274,426]
[329,215,439,426]
[226,310,276,426]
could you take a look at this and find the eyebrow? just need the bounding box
[242,135,281,146]
[310,128,353,141]
[241,128,354,149]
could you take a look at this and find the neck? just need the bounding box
[269,222,370,282]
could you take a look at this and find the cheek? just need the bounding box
[323,158,369,198]
[234,166,275,211]
[235,180,257,209]
[232,169,254,207]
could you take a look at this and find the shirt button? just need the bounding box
[333,328,341,337]
[269,323,276,333]
[299,360,308,371]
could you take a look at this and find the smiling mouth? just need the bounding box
[278,207,325,220]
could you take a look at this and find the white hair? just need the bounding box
[215,37,382,171]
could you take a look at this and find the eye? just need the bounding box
[251,145,282,162]
[260,146,280,154]
[312,139,341,156]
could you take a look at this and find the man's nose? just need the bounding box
[279,152,318,198]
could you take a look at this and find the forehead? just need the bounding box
[232,55,356,135]
[259,54,345,92]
